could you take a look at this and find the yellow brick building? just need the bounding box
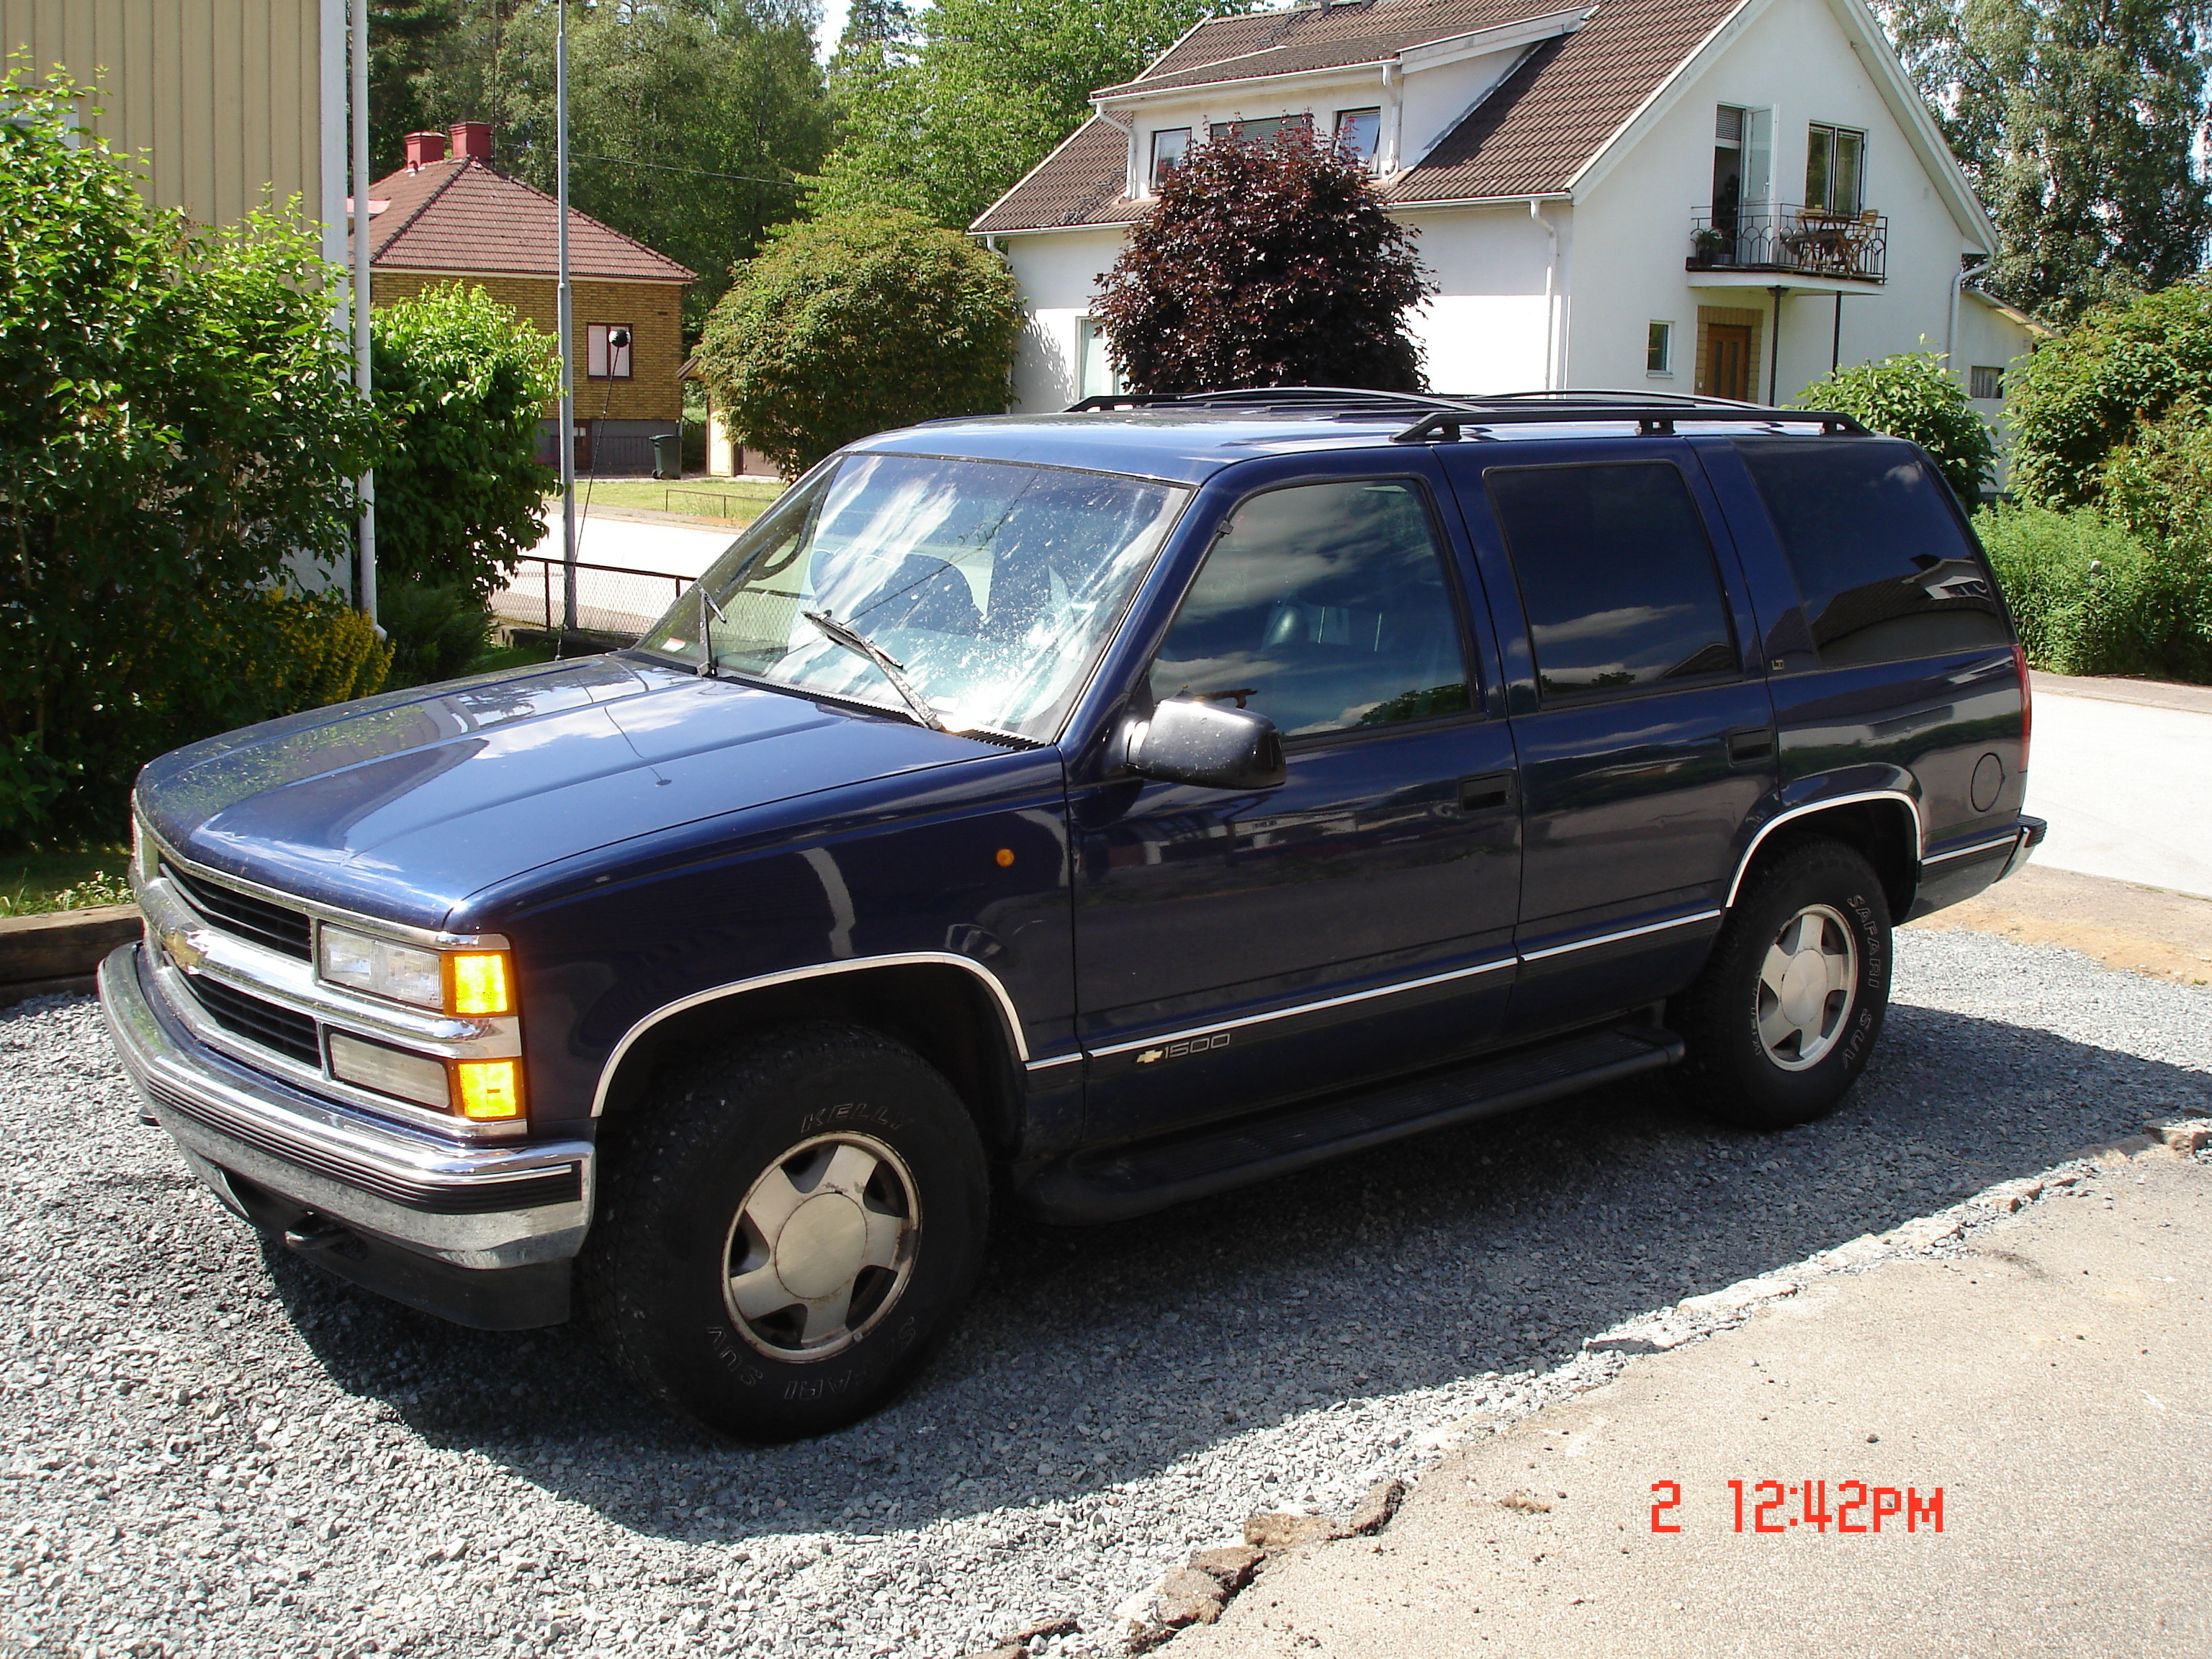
[360,125,693,469]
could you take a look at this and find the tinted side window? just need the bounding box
[1737,439,2009,666]
[1149,480,1472,738]
[1485,462,1741,700]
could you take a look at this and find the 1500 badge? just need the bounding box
[1136,1032,1231,1065]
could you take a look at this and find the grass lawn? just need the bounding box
[551,476,783,522]
[1,846,134,918]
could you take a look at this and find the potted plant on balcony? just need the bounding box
[1689,226,1732,270]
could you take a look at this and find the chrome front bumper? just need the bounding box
[99,944,593,1271]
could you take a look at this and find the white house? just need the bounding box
[972,0,2038,436]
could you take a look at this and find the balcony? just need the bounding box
[1687,204,1887,284]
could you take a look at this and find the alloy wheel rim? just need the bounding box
[722,1132,920,1362]
[1755,903,1858,1071]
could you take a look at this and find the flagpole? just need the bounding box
[557,0,578,637]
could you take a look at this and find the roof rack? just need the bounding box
[1060,385,1871,441]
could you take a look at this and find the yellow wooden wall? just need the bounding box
[1,0,326,229]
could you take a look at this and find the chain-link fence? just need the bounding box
[491,556,691,642]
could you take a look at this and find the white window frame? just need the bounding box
[1077,318,1123,400]
[587,323,634,380]
[1647,320,1675,377]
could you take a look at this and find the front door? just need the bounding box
[1703,323,1753,400]
[1444,442,1778,1029]
[1072,467,1521,1142]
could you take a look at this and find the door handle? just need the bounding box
[1726,727,1775,764]
[1457,771,1516,812]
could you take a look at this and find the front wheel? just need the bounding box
[1672,839,1892,1129]
[581,1022,989,1440]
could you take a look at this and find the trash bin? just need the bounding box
[652,431,683,480]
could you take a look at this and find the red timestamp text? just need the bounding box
[1648,1480,1943,1534]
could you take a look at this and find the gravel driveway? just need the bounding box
[4,930,2208,1658]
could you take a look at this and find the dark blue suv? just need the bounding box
[100,390,2045,1439]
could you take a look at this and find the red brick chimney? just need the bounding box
[403,130,447,170]
[449,122,494,164]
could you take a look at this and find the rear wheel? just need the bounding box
[581,1022,989,1441]
[1672,840,1892,1129]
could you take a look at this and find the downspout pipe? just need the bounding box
[1946,256,1990,375]
[348,0,376,625]
[1532,198,1557,390]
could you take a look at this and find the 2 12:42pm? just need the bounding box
[1649,1480,1944,1534]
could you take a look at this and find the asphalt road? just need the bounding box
[2025,674,2212,897]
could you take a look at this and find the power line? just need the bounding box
[567,150,808,189]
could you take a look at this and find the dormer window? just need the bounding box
[1334,107,1382,168]
[1149,127,1190,190]
[1208,113,1312,146]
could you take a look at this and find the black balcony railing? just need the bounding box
[1689,204,1887,283]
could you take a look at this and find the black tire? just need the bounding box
[1671,839,1892,1130]
[580,1022,989,1441]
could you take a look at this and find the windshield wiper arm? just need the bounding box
[800,608,947,732]
[694,586,726,678]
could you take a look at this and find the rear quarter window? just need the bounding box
[1736,439,2010,667]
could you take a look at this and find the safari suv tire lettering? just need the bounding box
[1671,840,1893,1130]
[580,1022,989,1442]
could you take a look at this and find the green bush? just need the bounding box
[372,283,559,601]
[380,582,494,689]
[0,66,380,847]
[262,590,393,710]
[1794,351,1996,505]
[2005,281,2212,510]
[697,210,1023,476]
[1976,503,2212,681]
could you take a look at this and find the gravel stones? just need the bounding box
[0,930,2206,1656]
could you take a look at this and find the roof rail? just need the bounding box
[1391,403,1871,443]
[1064,386,1458,415]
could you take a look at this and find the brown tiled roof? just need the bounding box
[973,0,1746,233]
[352,157,693,283]
[1097,0,1583,96]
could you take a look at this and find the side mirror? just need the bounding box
[1120,696,1286,791]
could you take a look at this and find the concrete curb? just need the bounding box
[0,904,139,1007]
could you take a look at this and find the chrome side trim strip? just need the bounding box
[1920,833,2018,867]
[588,951,1032,1116]
[1084,954,1518,1061]
[1722,790,1925,909]
[1516,908,1723,964]
[1024,1053,1084,1074]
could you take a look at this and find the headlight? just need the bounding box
[328,1035,527,1123]
[318,925,444,1010]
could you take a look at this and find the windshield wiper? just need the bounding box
[693,586,726,679]
[800,608,947,732]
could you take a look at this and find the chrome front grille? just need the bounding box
[163,860,312,960]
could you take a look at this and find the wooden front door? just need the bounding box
[1703,323,1753,401]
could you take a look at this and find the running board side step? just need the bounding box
[1015,1023,1684,1225]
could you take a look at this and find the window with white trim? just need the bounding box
[1334,107,1382,168]
[1149,127,1190,191]
[1647,321,1674,376]
[587,324,634,379]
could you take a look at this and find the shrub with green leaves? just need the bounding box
[1794,351,1995,504]
[380,581,494,689]
[1976,503,2212,681]
[2005,281,2212,509]
[698,210,1024,477]
[0,66,381,847]
[372,284,559,601]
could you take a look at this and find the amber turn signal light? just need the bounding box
[453,1058,525,1121]
[446,950,513,1017]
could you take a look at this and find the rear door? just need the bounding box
[1071,456,1521,1141]
[1440,439,1778,1028]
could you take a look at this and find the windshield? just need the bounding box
[636,453,1190,742]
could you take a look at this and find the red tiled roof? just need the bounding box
[353,157,694,283]
[972,0,1746,233]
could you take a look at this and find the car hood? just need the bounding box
[138,655,999,930]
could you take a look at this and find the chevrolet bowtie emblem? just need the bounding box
[160,927,205,974]
[1136,1048,1165,1066]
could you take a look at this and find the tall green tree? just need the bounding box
[368,0,464,170]
[403,1,830,325]
[1879,0,2212,322]
[812,0,1239,229]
